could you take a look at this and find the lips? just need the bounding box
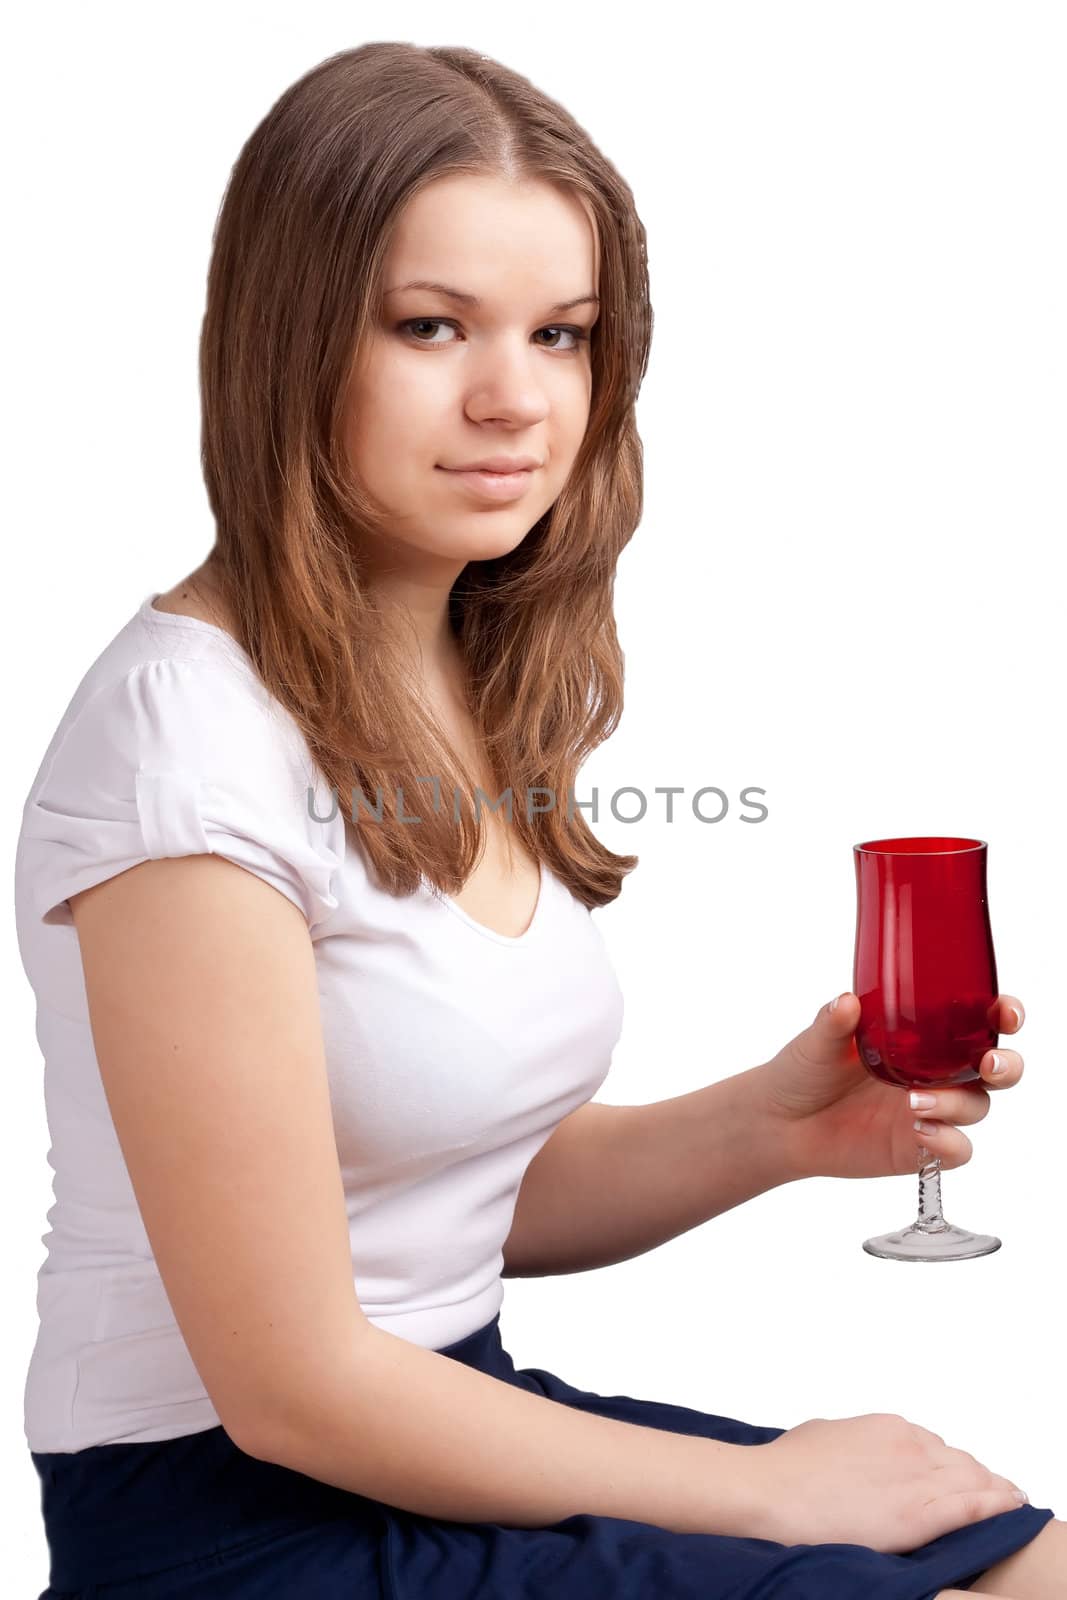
[438,457,541,473]
[437,464,534,501]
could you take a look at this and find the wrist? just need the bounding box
[747,1061,817,1185]
[686,1433,780,1540]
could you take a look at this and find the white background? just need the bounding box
[4,1,1064,1589]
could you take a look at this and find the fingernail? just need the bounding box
[830,994,842,1012]
[909,1092,937,1110]
[990,1051,1007,1075]
[1009,1005,1022,1027]
[913,1118,940,1135]
[1013,1489,1029,1504]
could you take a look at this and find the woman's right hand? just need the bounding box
[742,1413,1028,1553]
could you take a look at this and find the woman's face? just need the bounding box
[343,174,600,571]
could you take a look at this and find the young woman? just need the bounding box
[15,41,1059,1599]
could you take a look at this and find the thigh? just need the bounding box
[70,1458,1054,1600]
[379,1500,1057,1600]
[84,1521,385,1599]
[498,1358,1057,1600]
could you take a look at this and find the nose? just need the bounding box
[463,336,551,429]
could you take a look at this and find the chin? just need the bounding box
[454,531,534,564]
[426,515,538,558]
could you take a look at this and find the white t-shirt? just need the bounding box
[15,594,625,1453]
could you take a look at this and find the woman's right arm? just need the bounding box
[69,852,758,1537]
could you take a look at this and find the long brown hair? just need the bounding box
[198,42,651,909]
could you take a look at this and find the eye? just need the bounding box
[396,318,590,353]
[532,326,590,352]
[398,318,458,347]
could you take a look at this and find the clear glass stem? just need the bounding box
[862,1140,1000,1259]
[915,1143,948,1232]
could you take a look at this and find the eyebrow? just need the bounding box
[383,280,600,315]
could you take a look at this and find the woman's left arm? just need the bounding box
[501,1063,805,1278]
[501,994,1026,1278]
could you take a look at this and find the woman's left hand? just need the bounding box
[758,993,1026,1180]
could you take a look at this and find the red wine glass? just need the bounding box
[853,836,1002,1261]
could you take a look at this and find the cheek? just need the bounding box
[551,379,593,461]
[344,365,413,475]
[557,363,593,430]
[358,355,451,452]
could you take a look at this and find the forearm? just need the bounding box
[502,1065,804,1277]
[245,1321,760,1536]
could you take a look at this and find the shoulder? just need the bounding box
[18,652,344,933]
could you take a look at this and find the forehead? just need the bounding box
[384,174,599,299]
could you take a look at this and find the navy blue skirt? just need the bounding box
[31,1312,1054,1598]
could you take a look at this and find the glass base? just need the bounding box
[863,1221,1002,1261]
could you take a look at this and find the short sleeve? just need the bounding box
[20,658,343,932]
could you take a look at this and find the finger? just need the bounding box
[821,992,860,1033]
[979,1046,1024,1091]
[997,995,1025,1033]
[918,1487,1031,1546]
[908,1086,991,1127]
[910,1119,973,1169]
[929,1448,1025,1498]
[927,1462,1025,1498]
